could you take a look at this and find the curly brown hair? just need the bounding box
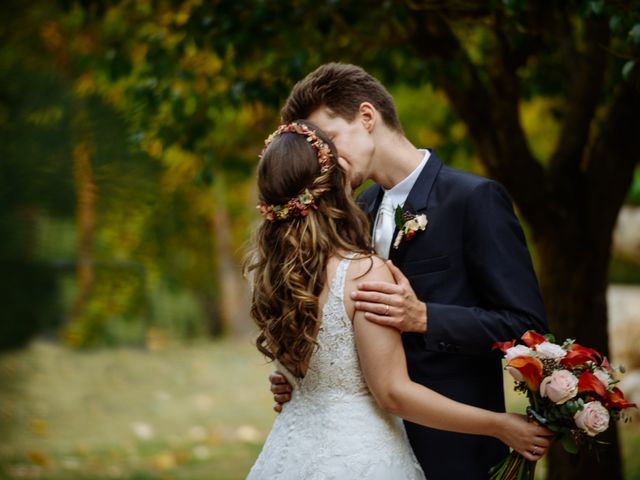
[281,63,403,133]
[243,121,372,378]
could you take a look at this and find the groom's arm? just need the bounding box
[422,180,548,355]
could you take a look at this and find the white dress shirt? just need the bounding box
[372,149,430,257]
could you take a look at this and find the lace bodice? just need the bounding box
[279,253,369,399]
[247,254,425,480]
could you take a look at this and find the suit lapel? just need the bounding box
[388,150,442,264]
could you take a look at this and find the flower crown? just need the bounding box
[257,122,334,222]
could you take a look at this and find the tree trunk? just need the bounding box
[210,174,251,336]
[405,10,639,478]
[69,137,97,334]
[536,231,623,480]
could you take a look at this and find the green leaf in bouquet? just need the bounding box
[547,423,561,433]
[543,333,556,343]
[560,433,579,454]
[566,400,579,414]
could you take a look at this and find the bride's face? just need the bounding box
[307,107,375,190]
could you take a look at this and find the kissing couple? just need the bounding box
[244,63,552,479]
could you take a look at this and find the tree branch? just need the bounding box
[408,10,551,228]
[549,14,609,177]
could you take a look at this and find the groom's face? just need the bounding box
[307,107,374,189]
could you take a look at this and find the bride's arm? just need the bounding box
[351,258,551,462]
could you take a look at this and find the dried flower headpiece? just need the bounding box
[257,122,334,222]
[257,189,317,222]
[260,122,333,173]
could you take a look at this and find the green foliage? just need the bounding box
[628,167,640,205]
[2,0,640,349]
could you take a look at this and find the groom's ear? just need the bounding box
[358,102,376,133]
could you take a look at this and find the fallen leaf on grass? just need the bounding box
[152,452,177,470]
[27,450,50,466]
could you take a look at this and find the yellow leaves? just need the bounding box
[75,72,96,97]
[450,121,467,142]
[170,79,188,97]
[175,11,190,27]
[161,145,200,194]
[104,85,125,109]
[129,43,148,64]
[180,47,223,77]
[519,97,562,165]
[143,137,164,159]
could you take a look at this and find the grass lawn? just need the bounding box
[0,339,638,479]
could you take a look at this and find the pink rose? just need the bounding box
[540,369,578,404]
[574,401,610,436]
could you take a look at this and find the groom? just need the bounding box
[270,63,549,479]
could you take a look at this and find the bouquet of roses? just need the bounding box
[489,330,637,480]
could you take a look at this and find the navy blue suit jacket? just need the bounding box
[357,151,548,480]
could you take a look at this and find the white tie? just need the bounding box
[373,193,395,259]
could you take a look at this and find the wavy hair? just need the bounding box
[243,121,372,378]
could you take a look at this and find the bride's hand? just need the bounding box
[269,371,292,413]
[496,413,553,461]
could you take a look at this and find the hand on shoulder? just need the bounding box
[350,258,427,334]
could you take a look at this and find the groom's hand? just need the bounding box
[269,371,292,413]
[351,260,427,333]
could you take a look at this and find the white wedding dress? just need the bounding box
[247,255,426,479]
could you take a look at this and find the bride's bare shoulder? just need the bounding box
[348,254,394,284]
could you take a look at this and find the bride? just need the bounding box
[243,121,550,479]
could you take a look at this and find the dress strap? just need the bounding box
[329,252,358,301]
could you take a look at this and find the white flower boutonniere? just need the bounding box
[393,206,428,249]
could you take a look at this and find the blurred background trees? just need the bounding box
[2,1,639,478]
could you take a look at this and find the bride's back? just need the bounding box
[280,253,369,399]
[247,253,425,480]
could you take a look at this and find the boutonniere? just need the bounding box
[393,207,428,249]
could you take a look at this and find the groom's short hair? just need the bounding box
[281,63,403,133]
